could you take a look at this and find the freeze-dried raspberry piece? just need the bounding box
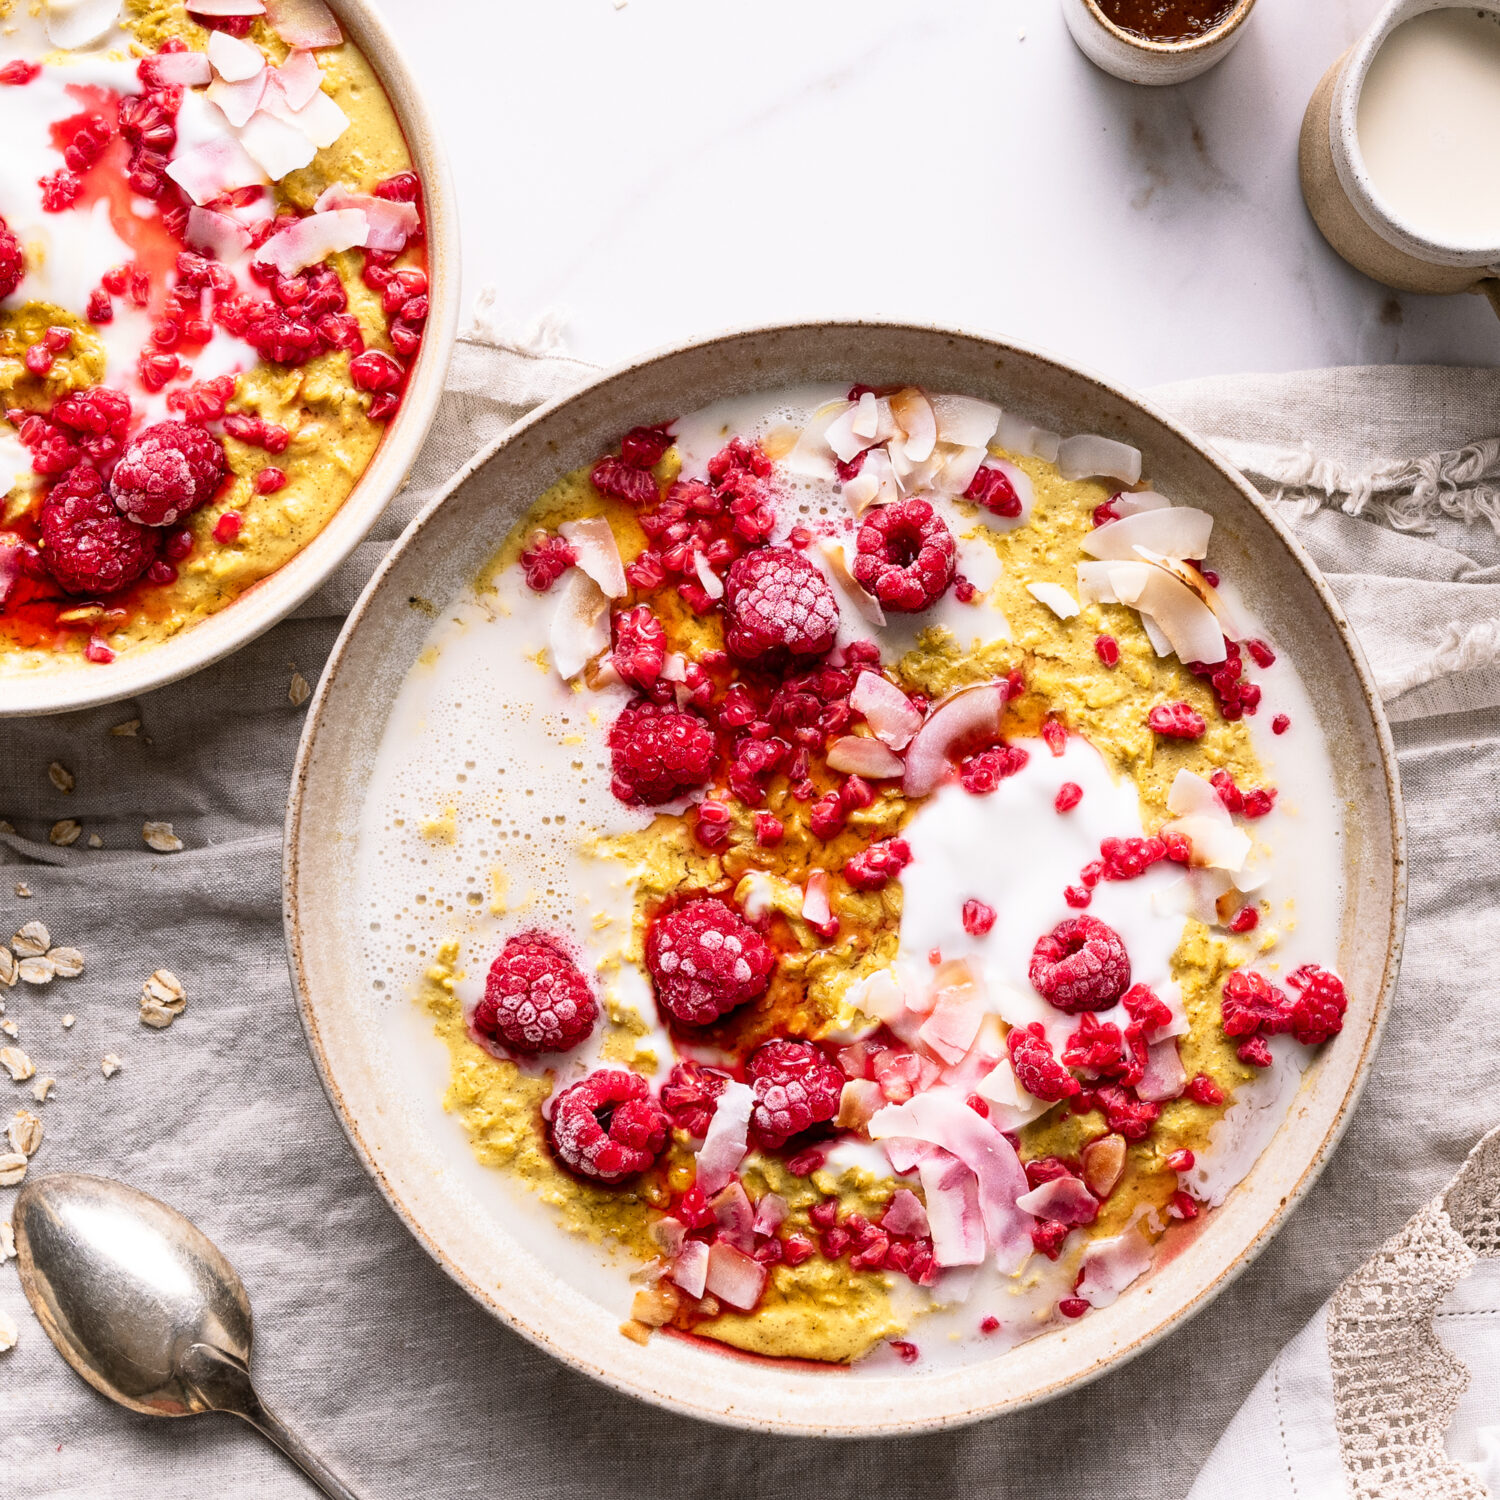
[607,699,715,805]
[1094,634,1120,667]
[1285,964,1347,1046]
[1098,836,1167,880]
[519,531,575,592]
[548,1070,668,1183]
[1237,1034,1274,1068]
[747,1039,845,1150]
[723,546,839,662]
[852,499,956,612]
[1094,1083,1160,1141]
[591,454,659,507]
[1219,969,1293,1038]
[473,933,598,1055]
[659,1060,730,1137]
[1122,983,1173,1035]
[40,465,159,595]
[1030,1218,1071,1260]
[0,219,22,301]
[962,899,996,936]
[844,837,912,891]
[1186,1073,1224,1106]
[958,743,1029,794]
[964,464,1022,518]
[1029,916,1131,1014]
[111,421,226,526]
[1147,702,1207,739]
[612,603,666,692]
[1007,1022,1080,1102]
[645,898,775,1026]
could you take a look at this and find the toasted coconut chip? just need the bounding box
[825,402,879,466]
[1077,1229,1153,1308]
[1081,506,1213,564]
[257,209,367,275]
[1058,434,1142,485]
[1026,581,1079,620]
[850,670,922,750]
[932,442,988,497]
[166,137,269,205]
[881,1187,930,1239]
[836,1078,884,1131]
[148,51,215,87]
[187,205,253,259]
[842,447,900,515]
[850,390,880,440]
[1033,428,1062,463]
[1136,1038,1187,1102]
[1166,769,1227,821]
[47,0,122,48]
[994,411,1036,456]
[931,393,1001,449]
[826,735,904,779]
[263,0,342,47]
[1110,562,1226,665]
[1134,546,1253,641]
[785,401,846,481]
[208,30,266,81]
[1152,871,1230,926]
[801,869,833,927]
[973,1055,1052,1126]
[558,517,626,598]
[1112,488,1173,518]
[815,538,885,626]
[918,979,985,1065]
[902,683,1004,797]
[1140,612,1172,657]
[1082,1134,1128,1198]
[549,569,610,680]
[889,387,937,463]
[1162,813,1251,872]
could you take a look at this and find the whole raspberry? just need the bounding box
[0,219,23,301]
[473,933,598,1054]
[645,898,775,1026]
[1007,1022,1080,1102]
[747,1039,845,1150]
[548,1070,668,1183]
[1029,916,1131,1013]
[843,837,912,892]
[607,699,716,805]
[964,464,1022,518]
[1148,702,1207,739]
[111,421,226,526]
[1285,964,1347,1046]
[723,546,839,662]
[852,499,956,612]
[612,604,666,693]
[40,466,159,595]
[1220,969,1293,1038]
[659,1060,730,1137]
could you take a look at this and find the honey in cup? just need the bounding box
[1096,0,1239,43]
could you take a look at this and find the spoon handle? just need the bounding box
[178,1343,362,1500]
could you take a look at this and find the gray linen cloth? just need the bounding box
[1,350,1497,1499]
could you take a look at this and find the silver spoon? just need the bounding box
[14,1172,360,1500]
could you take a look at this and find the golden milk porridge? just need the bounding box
[360,384,1348,1371]
[0,0,428,671]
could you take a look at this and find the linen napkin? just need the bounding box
[0,343,1497,1500]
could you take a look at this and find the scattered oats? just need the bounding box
[12,883,29,899]
[143,821,183,853]
[8,1111,40,1157]
[101,1053,121,1078]
[49,819,82,847]
[110,718,141,737]
[87,833,102,849]
[0,1307,16,1352]
[17,957,53,986]
[0,1153,25,1187]
[0,1220,13,1261]
[12,922,49,958]
[61,1015,73,1030]
[0,1021,14,1039]
[47,947,84,979]
[48,762,75,794]
[30,1076,53,1103]
[0,950,14,989]
[1019,27,1026,40]
[288,671,311,707]
[142,969,185,1007]
[0,1048,32,1082]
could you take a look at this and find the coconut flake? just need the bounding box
[826,735,904,779]
[850,671,922,750]
[270,47,323,108]
[851,390,880,440]
[753,1192,788,1236]
[917,1152,986,1267]
[825,403,878,466]
[1111,562,1226,666]
[836,1078,884,1130]
[260,84,348,149]
[1058,434,1143,485]
[256,208,367,274]
[208,30,266,81]
[890,388,938,463]
[973,1055,1053,1129]
[1135,547,1252,641]
[881,1187,930,1239]
[841,446,900,515]
[186,206,253,260]
[558,517,626,599]
[933,443,988,497]
[670,1239,709,1298]
[704,1242,767,1311]
[1026,581,1079,620]
[46,0,121,48]
[1137,1038,1187,1102]
[902,683,1003,798]
[1162,813,1251,873]
[1076,1229,1153,1308]
[784,402,845,481]
[932,393,1001,450]
[549,569,609,681]
[1015,1175,1098,1226]
[694,1080,752,1196]
[313,183,419,253]
[1081,506,1213,564]
[1167,769,1226,821]
[710,1181,756,1250]
[145,50,214,85]
[264,0,342,47]
[691,551,724,602]
[189,0,265,12]
[843,968,904,1025]
[650,1217,686,1259]
[236,110,316,179]
[918,983,984,1066]
[1112,489,1173,519]
[166,136,269,205]
[801,869,833,928]
[207,72,269,129]
[1075,560,1122,607]
[815,538,885,627]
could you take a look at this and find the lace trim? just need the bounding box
[1328,1127,1500,1498]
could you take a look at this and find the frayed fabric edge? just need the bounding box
[464,285,573,358]
[1377,619,1500,702]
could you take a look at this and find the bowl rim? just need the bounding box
[284,318,1406,1435]
[0,0,462,719]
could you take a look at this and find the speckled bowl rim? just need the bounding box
[0,0,461,719]
[1078,0,1256,55]
[285,320,1405,1436]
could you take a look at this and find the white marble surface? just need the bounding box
[379,0,1499,388]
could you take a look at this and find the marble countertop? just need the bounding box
[377,0,1498,389]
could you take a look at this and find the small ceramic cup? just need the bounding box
[1062,0,1257,86]
[1299,0,1500,311]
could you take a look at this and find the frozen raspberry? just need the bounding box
[844,837,912,892]
[747,1039,845,1150]
[959,743,1030,794]
[612,604,666,692]
[1007,1022,1080,1102]
[0,219,22,301]
[723,546,839,662]
[1186,1072,1224,1106]
[1148,702,1207,739]
[1219,969,1293,1039]
[1094,1083,1160,1141]
[659,1060,730,1137]
[474,934,598,1055]
[608,699,715,805]
[645,898,775,1026]
[548,1070,668,1183]
[518,531,575,592]
[1285,964,1347,1046]
[40,466,159,595]
[1029,916,1131,1013]
[963,899,997,936]
[852,499,956,612]
[111,421,226,526]
[1237,1034,1274,1069]
[591,455,659,507]
[964,464,1022,518]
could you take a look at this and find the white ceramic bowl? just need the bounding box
[0,0,459,719]
[285,321,1404,1435]
[1062,0,1256,86]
